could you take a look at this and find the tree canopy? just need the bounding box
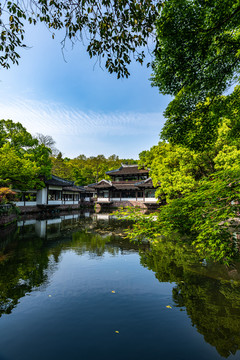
[139,239,240,357]
[151,0,240,147]
[0,119,52,190]
[2,0,240,263]
[0,0,161,77]
[117,115,240,263]
[0,119,137,189]
[51,153,137,185]
[1,0,239,146]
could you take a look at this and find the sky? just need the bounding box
[0,23,171,159]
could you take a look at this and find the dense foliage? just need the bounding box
[0,119,52,191]
[139,239,240,357]
[0,119,136,189]
[0,0,161,77]
[0,187,17,205]
[0,216,134,317]
[116,115,240,263]
[2,0,240,263]
[124,0,240,263]
[152,0,240,148]
[51,153,137,185]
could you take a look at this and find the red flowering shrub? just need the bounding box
[0,188,17,205]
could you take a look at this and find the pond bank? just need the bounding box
[0,213,18,227]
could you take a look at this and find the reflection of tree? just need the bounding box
[0,216,143,318]
[140,240,240,358]
[50,227,143,260]
[0,235,50,317]
[72,231,118,257]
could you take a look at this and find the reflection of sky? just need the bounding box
[2,215,240,359]
[0,243,233,360]
[0,23,171,158]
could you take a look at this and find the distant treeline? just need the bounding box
[0,119,137,191]
[51,153,137,185]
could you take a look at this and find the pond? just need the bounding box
[1,212,240,360]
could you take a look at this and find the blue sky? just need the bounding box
[0,23,171,159]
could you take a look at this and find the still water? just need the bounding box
[1,212,240,360]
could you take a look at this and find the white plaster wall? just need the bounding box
[121,198,137,201]
[97,198,110,202]
[37,188,48,205]
[96,214,110,220]
[98,197,147,202]
[17,219,37,226]
[63,200,79,205]
[15,201,24,206]
[48,200,62,205]
[145,198,158,203]
[47,218,61,225]
[15,201,37,206]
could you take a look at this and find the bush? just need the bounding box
[0,188,17,205]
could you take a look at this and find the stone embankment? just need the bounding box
[0,205,18,227]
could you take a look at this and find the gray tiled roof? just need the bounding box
[106,164,148,176]
[45,175,74,187]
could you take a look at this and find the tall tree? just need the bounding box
[0,120,52,190]
[119,116,240,263]
[35,133,59,156]
[151,0,240,148]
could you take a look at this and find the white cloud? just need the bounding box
[0,97,164,158]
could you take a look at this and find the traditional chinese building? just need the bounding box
[89,164,158,208]
[14,175,95,211]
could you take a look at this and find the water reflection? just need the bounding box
[140,239,240,358]
[0,213,142,318]
[1,213,240,358]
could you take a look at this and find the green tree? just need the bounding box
[51,153,137,185]
[51,153,73,180]
[0,0,162,77]
[118,117,240,263]
[140,240,240,357]
[0,119,52,190]
[139,116,240,201]
[151,0,240,147]
[140,141,213,201]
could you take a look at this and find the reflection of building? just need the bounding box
[14,175,95,211]
[17,212,115,238]
[90,164,158,208]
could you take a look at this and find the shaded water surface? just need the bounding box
[1,212,240,360]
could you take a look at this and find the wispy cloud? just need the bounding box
[0,97,165,158]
